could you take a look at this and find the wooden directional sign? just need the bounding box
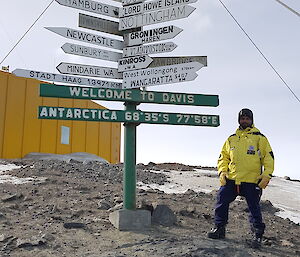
[123,62,203,88]
[55,0,119,18]
[45,27,124,50]
[120,0,197,17]
[40,84,219,107]
[12,69,122,89]
[123,42,177,57]
[118,55,153,72]
[57,62,122,79]
[78,13,123,36]
[150,56,208,68]
[39,106,220,127]
[124,25,182,46]
[119,5,196,30]
[61,43,122,62]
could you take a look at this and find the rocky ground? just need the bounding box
[0,159,299,257]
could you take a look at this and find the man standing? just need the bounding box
[208,108,274,249]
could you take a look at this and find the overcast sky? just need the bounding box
[1,0,299,179]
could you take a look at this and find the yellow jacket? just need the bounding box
[218,126,274,185]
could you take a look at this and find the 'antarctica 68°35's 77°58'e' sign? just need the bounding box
[39,106,220,127]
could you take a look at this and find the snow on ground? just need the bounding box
[138,169,300,225]
[0,164,46,184]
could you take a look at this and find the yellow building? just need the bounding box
[0,71,120,163]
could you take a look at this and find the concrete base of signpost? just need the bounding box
[109,209,151,231]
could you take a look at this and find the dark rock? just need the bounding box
[260,200,280,214]
[63,222,86,229]
[16,236,46,248]
[2,193,23,202]
[152,204,177,226]
[283,176,291,181]
[98,200,112,210]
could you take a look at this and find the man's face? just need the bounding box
[239,116,252,129]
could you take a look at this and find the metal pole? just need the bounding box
[123,102,137,210]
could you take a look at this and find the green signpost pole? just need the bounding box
[123,102,138,210]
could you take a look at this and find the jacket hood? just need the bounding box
[236,125,260,136]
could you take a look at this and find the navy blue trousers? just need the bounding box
[214,179,265,235]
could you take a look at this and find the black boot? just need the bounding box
[207,225,226,239]
[247,234,262,249]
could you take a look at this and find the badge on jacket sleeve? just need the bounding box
[247,145,255,155]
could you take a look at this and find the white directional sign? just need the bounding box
[119,5,195,30]
[123,42,177,57]
[123,62,203,88]
[120,0,197,17]
[124,25,182,46]
[150,56,207,68]
[111,0,145,5]
[118,55,153,72]
[78,13,122,36]
[55,0,119,18]
[61,43,122,62]
[45,27,124,50]
[12,69,122,89]
[57,63,123,79]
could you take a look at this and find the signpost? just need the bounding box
[118,55,153,72]
[45,27,124,50]
[13,69,122,89]
[78,13,123,36]
[119,0,198,17]
[124,25,183,46]
[56,62,122,79]
[119,5,196,30]
[40,84,219,107]
[123,62,203,88]
[61,43,122,62]
[39,106,220,127]
[123,42,177,57]
[35,0,221,230]
[55,0,119,18]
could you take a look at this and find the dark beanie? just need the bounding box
[238,108,253,122]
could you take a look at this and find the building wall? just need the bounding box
[0,71,121,163]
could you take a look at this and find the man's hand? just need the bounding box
[219,172,228,186]
[257,175,270,189]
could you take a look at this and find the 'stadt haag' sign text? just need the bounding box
[12,69,122,89]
